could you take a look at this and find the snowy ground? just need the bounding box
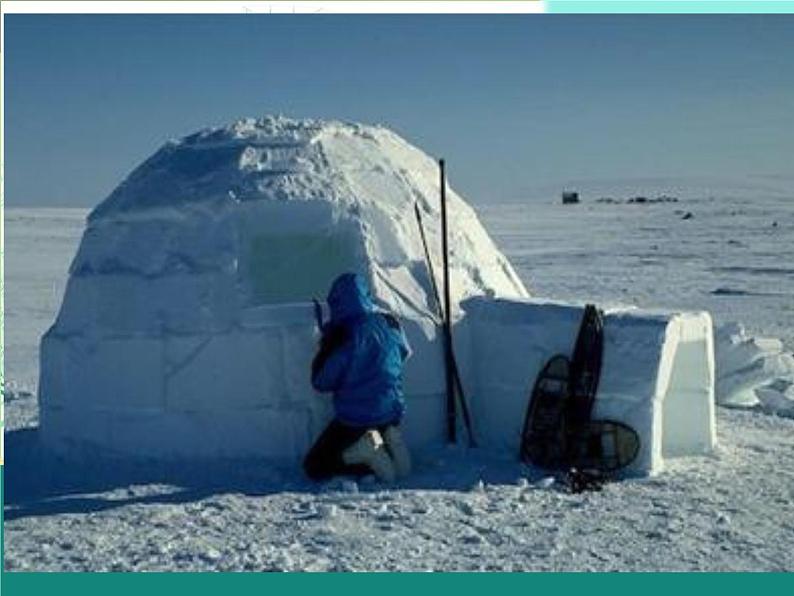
[4,192,794,571]
[479,192,794,351]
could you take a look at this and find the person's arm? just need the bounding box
[382,313,412,361]
[311,324,353,392]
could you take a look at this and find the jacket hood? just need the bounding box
[327,273,375,322]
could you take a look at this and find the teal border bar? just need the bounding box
[4,572,794,591]
[547,1,794,12]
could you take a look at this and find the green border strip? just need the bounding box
[547,1,794,12]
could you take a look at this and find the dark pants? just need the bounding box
[303,419,394,481]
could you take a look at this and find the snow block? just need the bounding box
[402,392,447,448]
[401,318,445,395]
[165,330,288,411]
[40,407,114,455]
[281,324,322,401]
[107,406,313,459]
[40,331,165,412]
[715,322,794,410]
[43,405,313,460]
[461,297,716,475]
[56,272,240,336]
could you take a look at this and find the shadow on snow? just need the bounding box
[3,426,529,521]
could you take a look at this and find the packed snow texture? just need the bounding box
[38,116,528,460]
[4,184,794,570]
[4,409,793,572]
[71,115,527,316]
[715,323,794,416]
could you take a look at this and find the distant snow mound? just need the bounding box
[69,115,527,327]
[716,323,794,417]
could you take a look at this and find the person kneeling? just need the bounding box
[303,273,412,483]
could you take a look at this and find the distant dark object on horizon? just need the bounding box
[562,191,580,205]
[681,211,694,220]
[595,195,679,205]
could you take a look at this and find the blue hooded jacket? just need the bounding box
[311,273,411,427]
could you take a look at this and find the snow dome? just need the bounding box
[39,116,529,460]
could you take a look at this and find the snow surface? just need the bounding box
[4,186,794,571]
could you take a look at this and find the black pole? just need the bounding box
[415,202,476,447]
[414,204,443,326]
[439,159,457,444]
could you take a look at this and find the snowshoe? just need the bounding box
[567,304,604,430]
[520,354,572,469]
[566,419,640,473]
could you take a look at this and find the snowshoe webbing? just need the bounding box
[520,355,571,469]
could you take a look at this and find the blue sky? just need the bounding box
[5,14,794,206]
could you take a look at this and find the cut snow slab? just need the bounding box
[715,322,794,417]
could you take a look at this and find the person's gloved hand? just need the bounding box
[318,322,348,353]
[312,298,324,331]
[312,322,349,380]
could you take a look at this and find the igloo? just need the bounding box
[39,116,716,475]
[38,116,528,460]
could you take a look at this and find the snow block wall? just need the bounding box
[39,116,527,460]
[40,303,447,459]
[459,298,717,475]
